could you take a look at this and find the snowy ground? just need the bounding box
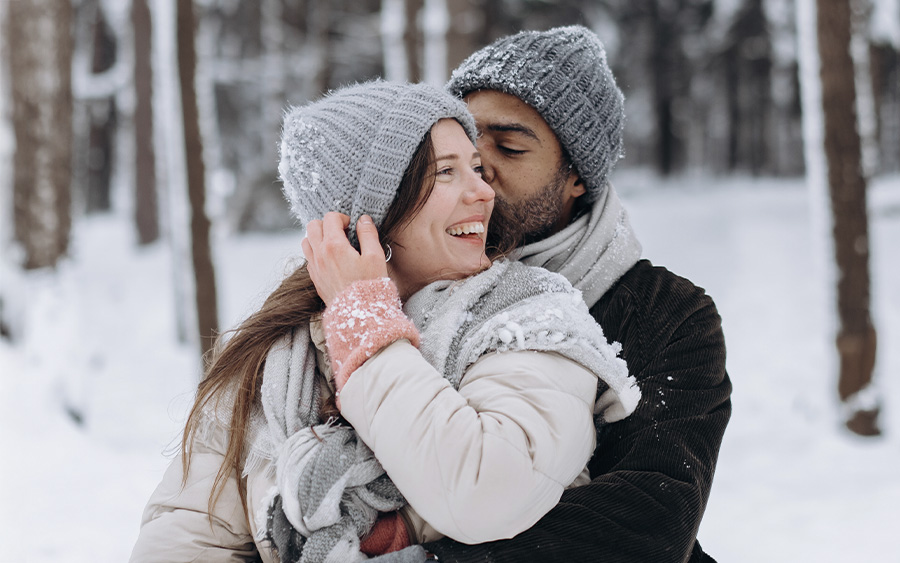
[1,174,898,562]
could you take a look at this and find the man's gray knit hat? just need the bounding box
[447,25,625,202]
[279,80,477,244]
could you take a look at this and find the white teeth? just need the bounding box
[447,222,485,236]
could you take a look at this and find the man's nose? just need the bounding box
[477,157,496,184]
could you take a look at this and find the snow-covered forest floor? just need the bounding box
[1,173,898,562]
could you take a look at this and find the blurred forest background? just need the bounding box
[4,0,898,251]
[1,0,898,428]
[2,3,900,558]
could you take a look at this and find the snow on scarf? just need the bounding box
[404,259,641,424]
[254,260,641,563]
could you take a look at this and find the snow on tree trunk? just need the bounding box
[422,0,448,88]
[816,0,880,436]
[7,0,73,270]
[194,8,226,223]
[133,0,160,245]
[382,0,423,83]
[0,0,24,340]
[261,0,285,167]
[152,0,194,346]
[797,0,833,287]
[381,0,410,82]
[177,0,219,361]
[849,0,881,177]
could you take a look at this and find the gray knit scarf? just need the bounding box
[515,184,642,308]
[252,259,641,563]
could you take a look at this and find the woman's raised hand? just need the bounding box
[302,212,389,306]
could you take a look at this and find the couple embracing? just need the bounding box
[131,25,731,563]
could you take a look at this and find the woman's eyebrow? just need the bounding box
[485,123,540,143]
[435,151,481,162]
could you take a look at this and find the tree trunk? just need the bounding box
[422,0,448,87]
[308,0,333,97]
[816,0,880,436]
[649,1,675,175]
[7,0,73,270]
[85,3,116,213]
[133,0,159,244]
[445,0,479,74]
[404,0,423,83]
[177,0,219,360]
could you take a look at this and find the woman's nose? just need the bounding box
[465,173,495,204]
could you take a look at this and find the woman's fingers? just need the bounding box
[302,212,388,306]
[322,212,351,238]
[301,236,315,268]
[305,219,324,250]
[356,215,386,262]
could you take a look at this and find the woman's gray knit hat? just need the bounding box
[447,25,625,202]
[278,80,477,243]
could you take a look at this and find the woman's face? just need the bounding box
[388,118,495,298]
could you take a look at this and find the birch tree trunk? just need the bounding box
[422,0,448,87]
[133,0,159,245]
[382,0,423,82]
[816,0,880,436]
[7,0,73,270]
[382,0,410,82]
[177,0,219,360]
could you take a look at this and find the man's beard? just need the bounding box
[494,165,570,246]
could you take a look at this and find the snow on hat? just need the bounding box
[447,25,625,202]
[278,80,477,244]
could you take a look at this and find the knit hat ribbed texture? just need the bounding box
[278,80,477,243]
[447,25,625,202]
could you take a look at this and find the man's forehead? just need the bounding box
[482,123,541,143]
[464,90,551,139]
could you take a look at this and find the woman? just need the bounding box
[130,81,640,563]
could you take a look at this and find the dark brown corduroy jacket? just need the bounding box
[426,259,733,563]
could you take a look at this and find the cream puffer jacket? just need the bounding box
[130,324,597,561]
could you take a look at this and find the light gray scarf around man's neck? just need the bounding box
[515,184,642,308]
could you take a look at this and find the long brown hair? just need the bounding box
[181,124,520,514]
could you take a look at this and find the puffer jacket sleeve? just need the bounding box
[129,424,259,563]
[338,342,598,545]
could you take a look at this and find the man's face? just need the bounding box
[463,90,585,240]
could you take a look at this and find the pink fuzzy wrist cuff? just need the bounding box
[323,278,420,394]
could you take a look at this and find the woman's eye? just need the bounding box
[437,167,453,176]
[474,165,485,177]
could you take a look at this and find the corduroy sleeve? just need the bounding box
[425,260,733,563]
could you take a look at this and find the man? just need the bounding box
[377,25,732,563]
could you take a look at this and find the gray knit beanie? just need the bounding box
[278,80,477,244]
[447,25,625,202]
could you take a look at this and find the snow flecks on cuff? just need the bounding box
[322,278,420,398]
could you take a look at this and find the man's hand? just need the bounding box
[302,212,388,306]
